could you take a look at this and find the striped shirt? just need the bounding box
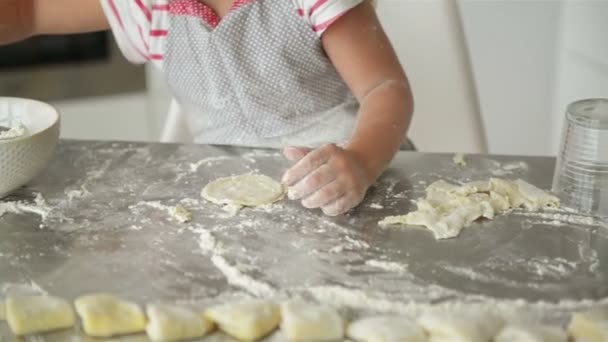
[99,0,364,68]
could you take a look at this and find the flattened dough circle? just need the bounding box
[202,174,285,207]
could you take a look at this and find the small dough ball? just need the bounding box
[417,310,503,342]
[568,307,608,342]
[281,299,345,341]
[202,174,285,207]
[75,293,146,337]
[204,299,280,341]
[6,295,75,335]
[146,304,214,341]
[495,324,567,342]
[347,316,426,342]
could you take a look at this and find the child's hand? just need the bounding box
[281,145,373,216]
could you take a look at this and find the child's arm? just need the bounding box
[282,1,413,216]
[0,0,108,45]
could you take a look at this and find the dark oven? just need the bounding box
[0,31,145,101]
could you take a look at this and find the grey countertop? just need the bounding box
[1,140,607,341]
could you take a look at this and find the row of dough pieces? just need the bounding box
[1,294,607,341]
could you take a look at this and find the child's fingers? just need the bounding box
[321,196,354,217]
[301,181,345,209]
[282,146,311,162]
[288,164,336,201]
[281,144,334,185]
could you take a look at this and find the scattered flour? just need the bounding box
[490,161,529,176]
[521,257,575,278]
[514,210,604,227]
[191,226,275,298]
[329,246,345,254]
[241,150,281,163]
[1,281,47,298]
[369,203,384,209]
[189,156,232,172]
[0,193,53,221]
[344,236,370,250]
[65,185,90,201]
[211,255,276,298]
[365,260,407,273]
[0,125,26,140]
[129,201,192,223]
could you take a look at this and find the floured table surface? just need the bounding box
[1,140,608,340]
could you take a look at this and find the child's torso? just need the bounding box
[161,0,359,147]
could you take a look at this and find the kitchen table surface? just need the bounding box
[1,140,607,340]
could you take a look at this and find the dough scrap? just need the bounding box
[74,293,146,337]
[204,299,280,341]
[146,304,214,341]
[453,153,466,166]
[417,310,503,342]
[281,299,344,341]
[347,316,426,342]
[379,178,559,239]
[5,295,75,335]
[202,174,285,207]
[568,307,608,342]
[170,204,192,223]
[514,179,560,211]
[495,324,567,342]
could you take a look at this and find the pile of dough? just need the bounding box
[281,299,344,341]
[204,299,280,341]
[146,304,214,341]
[74,293,147,337]
[202,174,285,207]
[568,307,608,342]
[347,316,427,342]
[5,295,75,335]
[417,310,503,342]
[379,178,560,239]
[495,323,567,342]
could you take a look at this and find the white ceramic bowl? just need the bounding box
[0,97,60,198]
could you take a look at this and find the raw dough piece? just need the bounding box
[204,299,280,341]
[146,304,214,341]
[568,307,608,342]
[495,324,567,342]
[74,293,147,337]
[280,299,344,341]
[380,178,560,240]
[5,295,75,335]
[514,179,560,210]
[417,310,503,342]
[453,153,466,166]
[202,174,285,207]
[347,316,427,342]
[170,204,192,223]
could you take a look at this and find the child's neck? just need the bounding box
[197,0,236,18]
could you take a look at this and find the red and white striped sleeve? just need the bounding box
[292,0,364,36]
[99,0,169,66]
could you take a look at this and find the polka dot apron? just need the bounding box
[164,0,359,148]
